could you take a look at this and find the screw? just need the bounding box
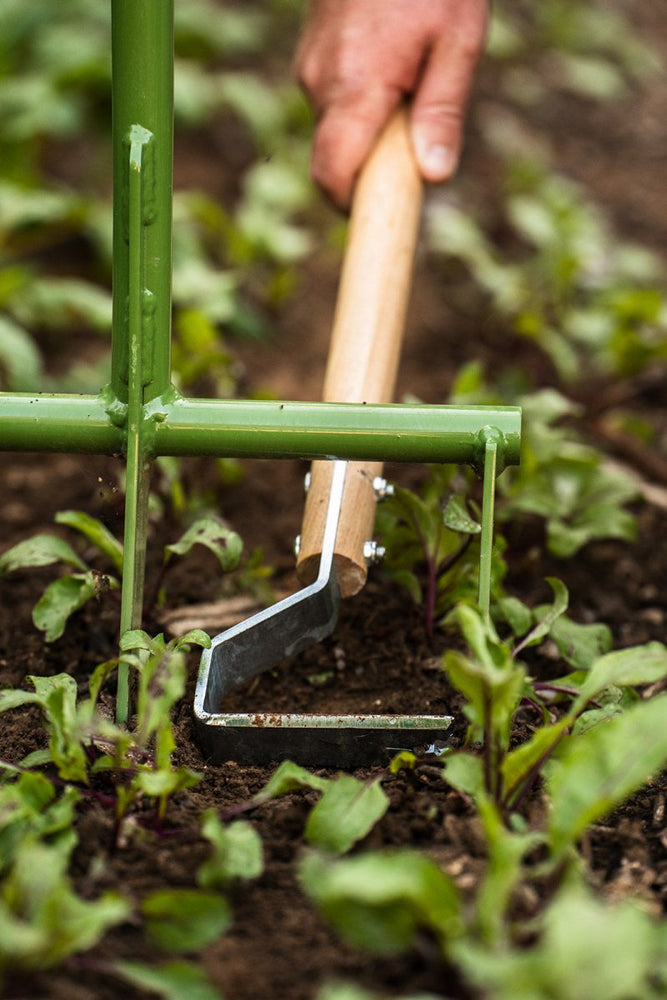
[294,534,301,557]
[373,476,395,500]
[363,540,386,565]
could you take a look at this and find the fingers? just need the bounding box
[309,87,403,209]
[294,0,408,209]
[410,0,489,183]
[295,0,489,208]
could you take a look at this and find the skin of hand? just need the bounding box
[294,0,489,208]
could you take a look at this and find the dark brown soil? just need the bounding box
[1,1,666,997]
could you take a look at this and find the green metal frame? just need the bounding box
[0,0,521,724]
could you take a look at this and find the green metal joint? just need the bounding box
[100,383,127,431]
[472,424,513,477]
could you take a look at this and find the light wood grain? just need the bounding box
[296,108,423,596]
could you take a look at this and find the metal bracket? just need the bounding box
[194,462,453,766]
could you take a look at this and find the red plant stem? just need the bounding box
[533,682,585,699]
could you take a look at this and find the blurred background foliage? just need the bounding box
[0,0,664,406]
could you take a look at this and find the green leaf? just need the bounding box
[119,629,158,653]
[173,629,212,651]
[571,701,624,736]
[113,960,223,1000]
[0,774,79,868]
[55,510,123,574]
[513,578,569,655]
[135,765,202,802]
[501,717,573,808]
[88,658,121,708]
[556,52,627,100]
[0,688,42,714]
[442,752,486,799]
[389,751,418,774]
[0,182,83,233]
[443,496,481,534]
[197,812,264,889]
[548,615,612,670]
[474,797,543,946]
[28,674,88,783]
[0,903,48,964]
[0,534,87,574]
[299,850,461,956]
[451,603,505,670]
[133,645,187,754]
[32,572,98,641]
[577,642,667,706]
[547,692,667,857]
[533,883,662,999]
[17,749,54,770]
[254,760,329,801]
[0,842,129,968]
[0,314,42,390]
[165,518,242,573]
[456,882,665,1000]
[305,776,389,855]
[13,278,112,335]
[142,889,232,953]
[316,985,441,1000]
[494,596,533,638]
[444,647,525,752]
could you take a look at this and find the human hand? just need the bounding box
[294,0,489,208]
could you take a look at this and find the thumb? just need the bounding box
[409,6,488,183]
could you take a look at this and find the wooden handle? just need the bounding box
[296,108,423,596]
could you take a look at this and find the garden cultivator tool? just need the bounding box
[0,0,521,766]
[194,110,521,766]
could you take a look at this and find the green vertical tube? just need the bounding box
[116,128,153,725]
[478,431,499,623]
[111,0,174,404]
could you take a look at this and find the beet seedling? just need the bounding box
[94,629,209,831]
[0,770,129,981]
[298,661,667,1000]
[442,597,667,820]
[0,629,210,837]
[0,509,242,643]
[375,465,496,639]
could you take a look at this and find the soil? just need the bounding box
[1,2,666,998]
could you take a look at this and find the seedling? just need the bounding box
[442,593,667,816]
[375,465,488,639]
[295,630,667,998]
[0,509,242,643]
[0,629,211,836]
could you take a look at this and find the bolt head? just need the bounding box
[372,476,395,500]
[363,540,386,565]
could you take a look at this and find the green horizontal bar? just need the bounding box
[149,397,522,468]
[0,393,123,453]
[0,392,521,468]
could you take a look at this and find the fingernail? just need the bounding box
[415,140,457,180]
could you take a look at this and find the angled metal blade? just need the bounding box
[194,461,453,766]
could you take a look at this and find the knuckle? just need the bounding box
[418,100,464,128]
